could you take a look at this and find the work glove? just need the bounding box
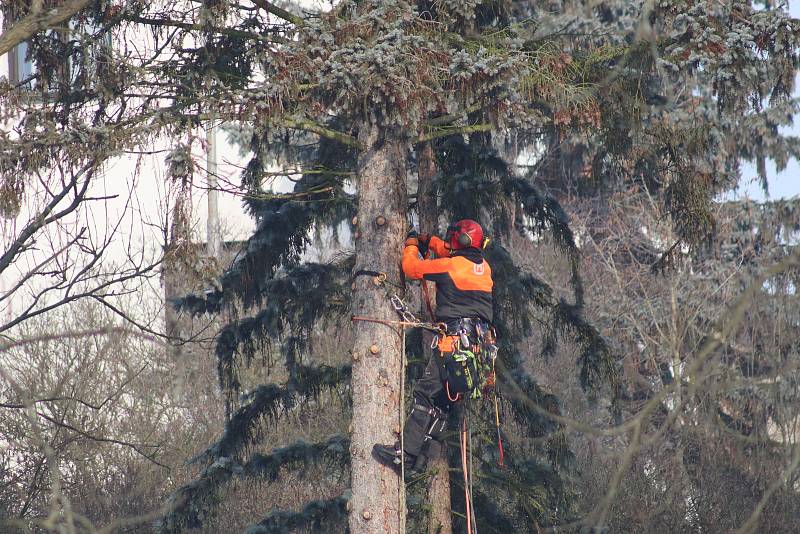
[405,231,431,256]
[404,230,419,248]
[416,233,431,257]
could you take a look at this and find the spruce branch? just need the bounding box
[469,489,518,533]
[490,246,618,401]
[506,176,584,305]
[174,185,352,316]
[159,435,350,533]
[246,434,350,482]
[495,347,561,438]
[208,262,349,393]
[425,103,485,127]
[246,493,350,534]
[210,364,352,460]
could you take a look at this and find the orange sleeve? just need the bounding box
[428,236,450,258]
[402,245,454,280]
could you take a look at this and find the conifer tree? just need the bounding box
[2,0,797,532]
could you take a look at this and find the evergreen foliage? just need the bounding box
[3,0,798,531]
[160,435,350,533]
[209,364,351,459]
[245,493,350,534]
[208,263,349,394]
[162,0,794,528]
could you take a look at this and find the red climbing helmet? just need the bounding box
[446,219,484,250]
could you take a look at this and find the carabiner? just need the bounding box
[389,295,405,312]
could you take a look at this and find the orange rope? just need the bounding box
[445,381,461,402]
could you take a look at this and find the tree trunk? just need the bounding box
[417,142,438,236]
[349,121,408,534]
[418,142,453,534]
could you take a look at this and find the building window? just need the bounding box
[8,41,35,85]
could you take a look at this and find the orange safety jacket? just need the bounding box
[402,236,493,324]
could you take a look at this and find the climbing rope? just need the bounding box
[492,357,505,467]
[399,324,406,534]
[468,411,478,533]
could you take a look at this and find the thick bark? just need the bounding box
[417,142,439,236]
[349,121,408,534]
[418,142,453,534]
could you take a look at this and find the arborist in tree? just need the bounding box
[373,219,496,475]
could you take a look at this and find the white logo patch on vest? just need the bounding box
[473,262,485,275]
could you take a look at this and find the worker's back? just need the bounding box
[402,244,493,323]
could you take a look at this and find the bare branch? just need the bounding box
[0,162,95,275]
[34,410,169,469]
[0,0,92,56]
[252,0,305,26]
[121,14,287,43]
[0,327,155,352]
[417,123,493,143]
[0,363,148,411]
[279,118,362,149]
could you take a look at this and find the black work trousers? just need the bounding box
[402,349,457,465]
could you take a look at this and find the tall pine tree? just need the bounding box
[2,0,797,532]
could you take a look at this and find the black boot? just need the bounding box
[372,443,415,476]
